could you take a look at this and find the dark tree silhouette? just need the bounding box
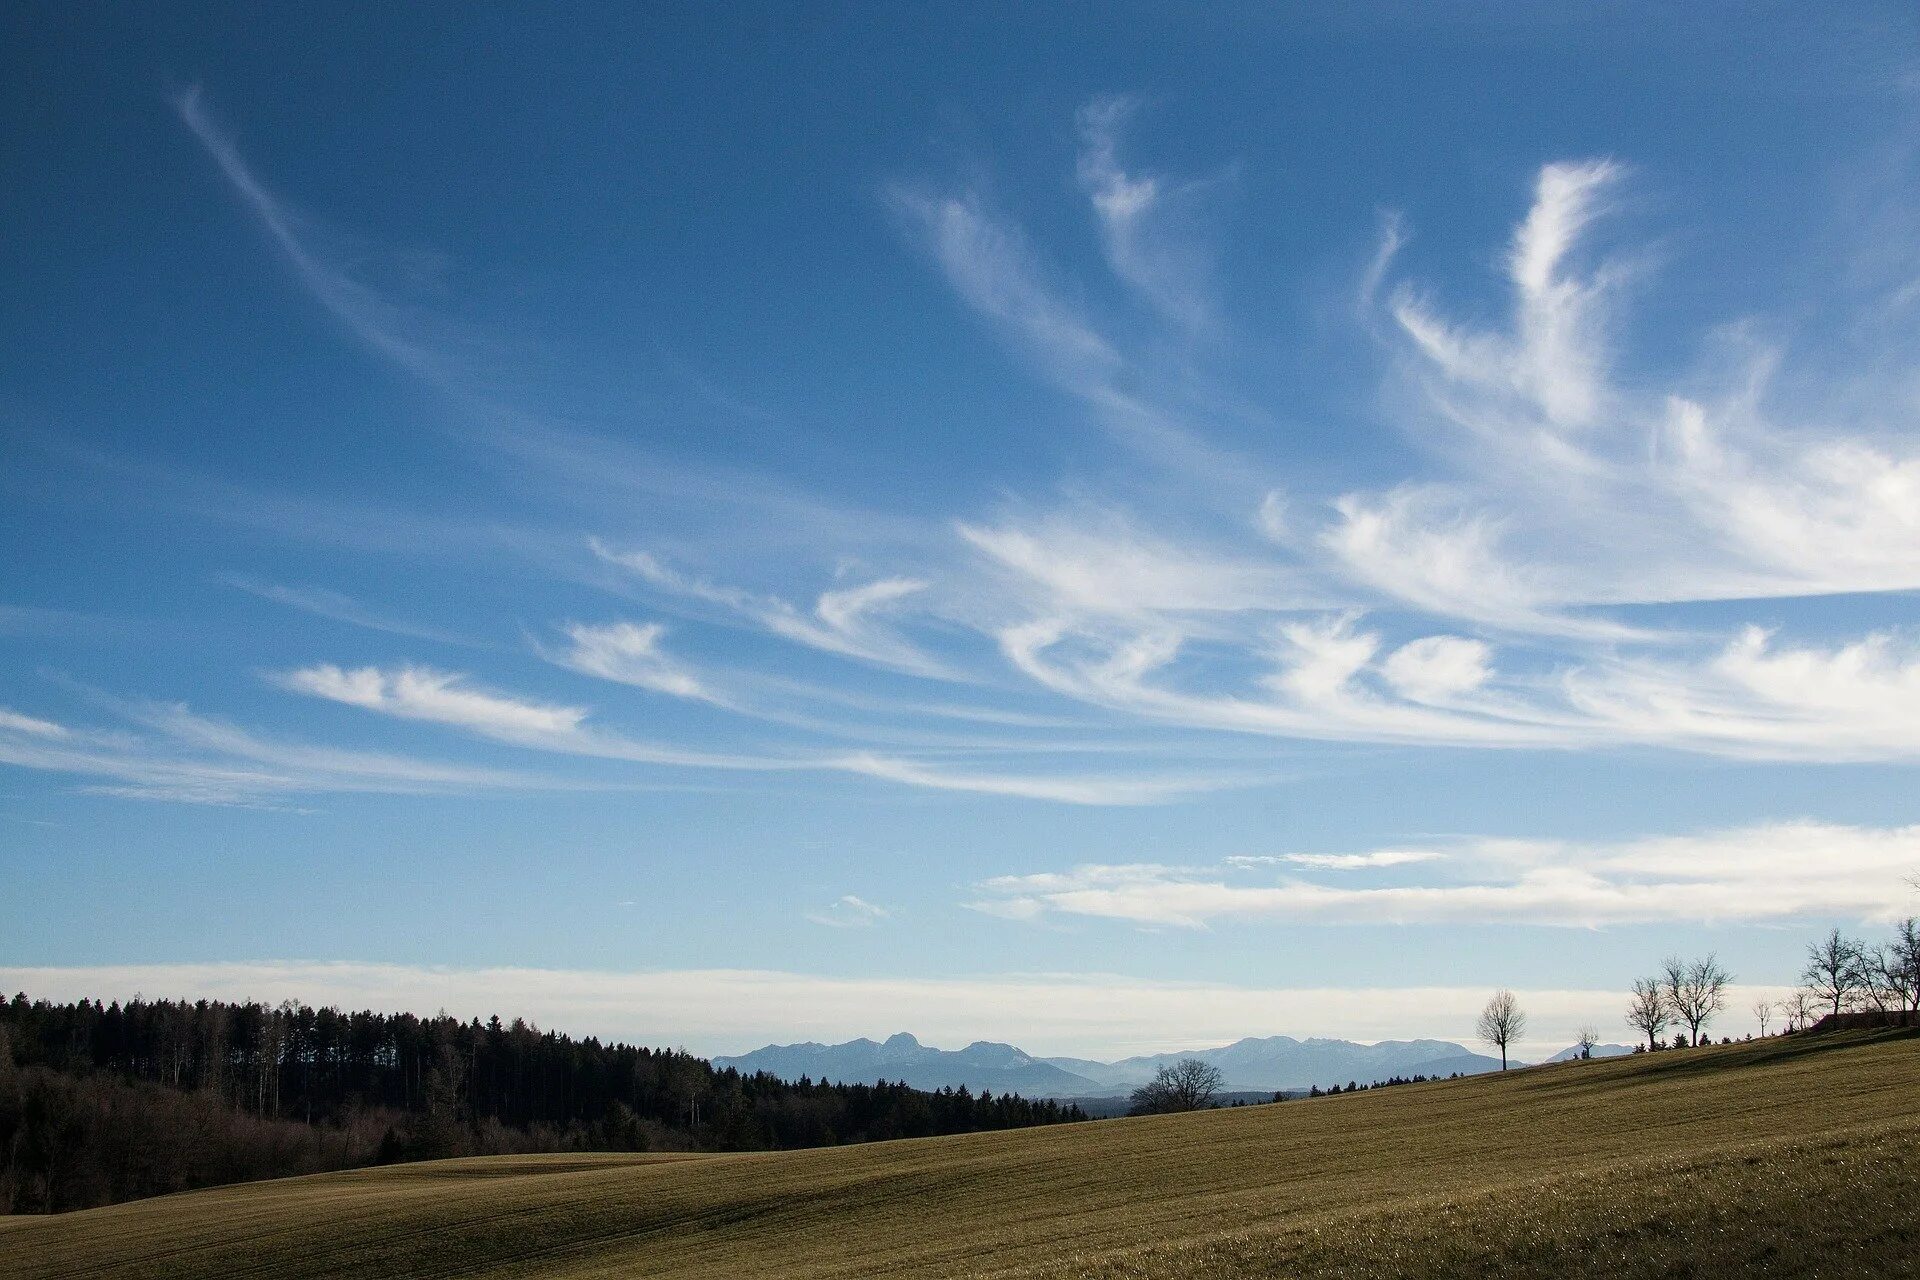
[1128,1059,1224,1114]
[1802,929,1866,1019]
[1626,978,1669,1052]
[1661,954,1732,1046]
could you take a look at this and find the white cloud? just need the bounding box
[1380,636,1493,704]
[1228,851,1447,871]
[1321,486,1645,640]
[973,821,1920,930]
[1368,160,1920,625]
[805,895,891,929]
[1393,159,1622,432]
[281,664,589,738]
[1565,626,1920,761]
[1000,611,1576,750]
[830,752,1206,807]
[0,708,68,738]
[961,514,1305,618]
[550,621,712,702]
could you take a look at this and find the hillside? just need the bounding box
[5,1029,1916,1279]
[0,995,1085,1214]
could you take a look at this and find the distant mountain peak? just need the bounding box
[714,1033,1102,1098]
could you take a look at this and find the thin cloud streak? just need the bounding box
[0,697,585,808]
[174,87,443,378]
[223,576,480,647]
[278,662,1221,805]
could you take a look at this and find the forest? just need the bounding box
[0,994,1085,1213]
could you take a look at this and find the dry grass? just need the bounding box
[4,1030,1915,1279]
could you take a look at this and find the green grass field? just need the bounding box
[4,1030,1915,1279]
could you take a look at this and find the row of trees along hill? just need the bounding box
[0,994,1084,1214]
[1621,922,1920,1051]
[1465,918,1920,1068]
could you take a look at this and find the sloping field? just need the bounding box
[4,1030,1916,1279]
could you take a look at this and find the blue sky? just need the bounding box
[5,5,1920,1058]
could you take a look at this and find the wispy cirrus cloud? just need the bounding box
[276,663,764,769]
[960,511,1309,618]
[972,821,1920,930]
[140,90,1920,814]
[1075,96,1218,330]
[1390,159,1624,435]
[175,86,921,582]
[546,621,714,703]
[0,695,582,808]
[887,186,1121,399]
[590,540,951,679]
[174,86,450,380]
[277,662,1214,805]
[223,576,480,647]
[887,170,1253,491]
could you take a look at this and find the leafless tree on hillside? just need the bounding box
[1803,929,1867,1020]
[1476,990,1526,1070]
[1777,989,1816,1032]
[1661,954,1732,1046]
[1626,978,1670,1051]
[1751,997,1772,1036]
[1128,1058,1224,1115]
[1575,1026,1599,1060]
[1862,945,1903,1014]
[1885,918,1920,1014]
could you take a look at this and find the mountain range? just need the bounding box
[713,1032,1541,1097]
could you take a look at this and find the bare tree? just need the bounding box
[1802,928,1866,1020]
[1476,990,1526,1070]
[1777,989,1816,1032]
[1751,997,1772,1036]
[1862,944,1902,1014]
[1886,918,1920,1014]
[1626,977,1670,1051]
[1129,1058,1225,1115]
[1575,1026,1600,1060]
[1661,954,1732,1046]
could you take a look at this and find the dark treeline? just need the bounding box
[1301,1071,1457,1099]
[0,993,1084,1214]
